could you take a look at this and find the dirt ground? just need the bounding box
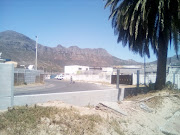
[37,90,180,135]
[115,90,180,135]
[1,89,180,135]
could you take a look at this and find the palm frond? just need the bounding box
[105,0,180,58]
[135,15,141,40]
[105,0,115,9]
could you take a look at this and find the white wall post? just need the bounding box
[137,70,140,88]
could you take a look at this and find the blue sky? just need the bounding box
[0,0,178,62]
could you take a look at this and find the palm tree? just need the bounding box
[105,0,180,90]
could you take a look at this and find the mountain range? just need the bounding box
[150,55,180,66]
[0,30,179,72]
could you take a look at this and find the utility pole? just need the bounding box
[144,56,146,85]
[35,36,38,70]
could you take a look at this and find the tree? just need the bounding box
[105,0,180,89]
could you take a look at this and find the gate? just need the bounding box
[111,75,132,85]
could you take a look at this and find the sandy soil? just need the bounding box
[38,90,180,135]
[116,91,180,135]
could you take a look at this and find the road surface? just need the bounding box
[14,79,114,96]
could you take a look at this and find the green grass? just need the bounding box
[0,105,103,135]
[0,106,55,135]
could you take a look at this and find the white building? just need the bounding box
[28,65,35,70]
[64,65,89,75]
[102,67,113,72]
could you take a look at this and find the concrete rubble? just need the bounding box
[139,102,153,113]
[96,93,180,135]
[96,101,128,116]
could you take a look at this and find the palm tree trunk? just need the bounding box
[155,34,168,90]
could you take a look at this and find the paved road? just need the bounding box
[14,79,114,96]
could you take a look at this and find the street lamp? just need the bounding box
[35,36,38,70]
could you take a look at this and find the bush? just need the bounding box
[148,82,155,90]
[24,82,27,85]
[165,81,178,90]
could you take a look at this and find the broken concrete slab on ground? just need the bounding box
[96,101,128,116]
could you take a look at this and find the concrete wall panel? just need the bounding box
[0,63,14,110]
[14,89,118,107]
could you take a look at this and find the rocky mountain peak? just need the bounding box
[56,44,64,48]
[0,30,142,72]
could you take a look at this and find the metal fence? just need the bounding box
[14,68,44,86]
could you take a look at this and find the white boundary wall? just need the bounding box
[14,89,118,107]
[166,74,180,89]
[132,73,180,89]
[64,74,111,83]
[132,73,156,85]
